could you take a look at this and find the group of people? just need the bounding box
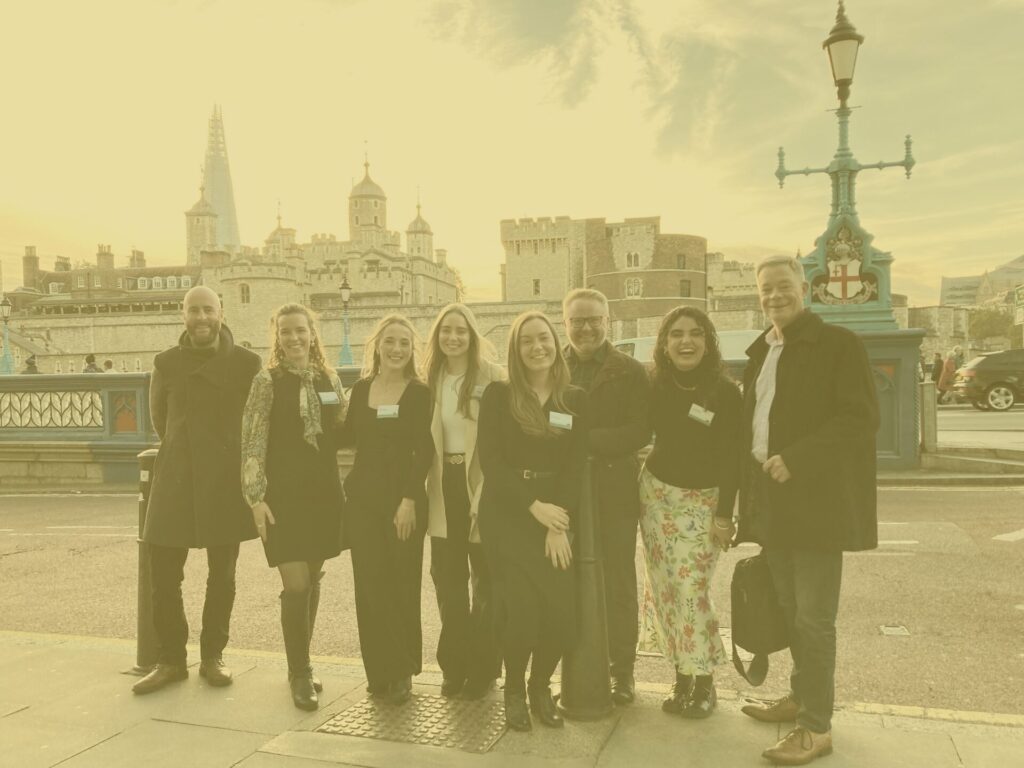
[133,251,878,767]
[930,346,964,404]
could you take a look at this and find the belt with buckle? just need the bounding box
[519,469,557,480]
[444,453,466,465]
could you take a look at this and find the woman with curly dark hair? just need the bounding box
[638,306,742,720]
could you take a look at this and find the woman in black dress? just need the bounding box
[638,306,741,719]
[241,304,346,711]
[478,311,587,732]
[340,313,433,705]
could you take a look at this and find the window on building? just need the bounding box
[355,216,360,225]
[93,275,102,288]
[354,200,360,208]
[679,279,691,297]
[117,278,123,289]
[76,275,86,288]
[49,283,61,294]
[627,252,640,268]
[373,200,379,209]
[152,277,164,290]
[533,279,541,296]
[138,278,149,289]
[515,242,521,256]
[374,216,379,225]
[677,254,686,270]
[626,278,642,297]
[181,276,192,288]
[240,284,251,304]
[533,241,538,255]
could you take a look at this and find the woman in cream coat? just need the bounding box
[423,303,505,700]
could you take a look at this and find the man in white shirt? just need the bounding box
[737,255,879,766]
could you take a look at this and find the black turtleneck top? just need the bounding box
[645,369,742,519]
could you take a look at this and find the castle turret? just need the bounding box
[186,185,218,265]
[406,203,433,260]
[348,159,387,245]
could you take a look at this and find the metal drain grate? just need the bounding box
[317,693,506,753]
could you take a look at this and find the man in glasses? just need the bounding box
[562,288,651,705]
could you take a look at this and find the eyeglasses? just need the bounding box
[568,316,606,330]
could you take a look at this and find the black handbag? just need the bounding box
[730,551,789,686]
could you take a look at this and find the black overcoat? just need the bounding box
[567,343,651,521]
[144,326,262,548]
[737,311,879,552]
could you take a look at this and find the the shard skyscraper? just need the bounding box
[202,105,241,251]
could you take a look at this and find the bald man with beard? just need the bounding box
[133,286,262,695]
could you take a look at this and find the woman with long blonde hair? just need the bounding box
[241,304,346,711]
[422,304,504,700]
[477,311,587,731]
[339,313,434,705]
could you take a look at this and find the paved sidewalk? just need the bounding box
[2,630,1022,768]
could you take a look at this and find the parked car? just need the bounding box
[953,349,1024,411]
[613,329,763,383]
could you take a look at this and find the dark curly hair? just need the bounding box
[651,306,726,405]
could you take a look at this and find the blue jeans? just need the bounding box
[764,548,843,734]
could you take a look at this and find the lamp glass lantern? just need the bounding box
[822,2,864,104]
[0,296,11,322]
[340,276,352,305]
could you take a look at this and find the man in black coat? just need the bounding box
[737,255,878,765]
[562,288,651,705]
[132,286,262,695]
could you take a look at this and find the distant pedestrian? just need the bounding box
[737,255,879,765]
[477,311,588,732]
[422,304,504,701]
[103,359,114,372]
[929,352,943,385]
[340,314,433,705]
[241,304,347,711]
[952,345,965,370]
[639,306,741,720]
[21,355,40,374]
[937,351,958,404]
[83,354,102,373]
[133,286,261,696]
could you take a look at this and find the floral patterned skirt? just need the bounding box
[638,467,726,675]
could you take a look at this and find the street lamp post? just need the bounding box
[338,276,353,366]
[773,0,925,470]
[0,296,14,375]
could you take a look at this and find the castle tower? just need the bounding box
[202,105,241,251]
[22,245,40,290]
[185,185,218,265]
[405,202,433,260]
[348,159,387,246]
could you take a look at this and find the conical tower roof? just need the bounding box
[187,185,216,217]
[350,160,386,199]
[406,203,432,234]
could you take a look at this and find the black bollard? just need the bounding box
[126,448,160,675]
[557,457,614,720]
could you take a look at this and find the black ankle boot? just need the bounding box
[504,690,531,731]
[662,672,693,713]
[680,675,716,719]
[281,590,318,711]
[528,686,564,728]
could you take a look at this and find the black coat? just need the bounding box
[737,311,879,552]
[566,343,651,520]
[145,326,262,548]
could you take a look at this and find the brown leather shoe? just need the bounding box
[198,658,233,687]
[762,727,833,765]
[132,663,188,695]
[741,693,799,723]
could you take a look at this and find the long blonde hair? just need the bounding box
[422,303,496,419]
[506,311,572,437]
[361,313,421,380]
[268,303,332,378]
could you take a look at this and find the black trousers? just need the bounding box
[149,542,240,666]
[430,463,501,684]
[599,508,639,678]
[349,501,425,690]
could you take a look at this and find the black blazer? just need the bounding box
[737,311,879,552]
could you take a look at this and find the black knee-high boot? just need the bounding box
[308,571,325,693]
[281,589,318,711]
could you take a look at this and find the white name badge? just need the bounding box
[688,403,715,426]
[317,391,340,405]
[549,411,573,430]
[472,385,487,399]
[377,404,400,419]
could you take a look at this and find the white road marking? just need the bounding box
[879,540,920,545]
[992,528,1024,542]
[879,522,909,525]
[4,533,135,538]
[848,551,915,557]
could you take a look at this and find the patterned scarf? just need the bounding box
[280,360,323,450]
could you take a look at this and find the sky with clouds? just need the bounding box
[2,0,1022,306]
